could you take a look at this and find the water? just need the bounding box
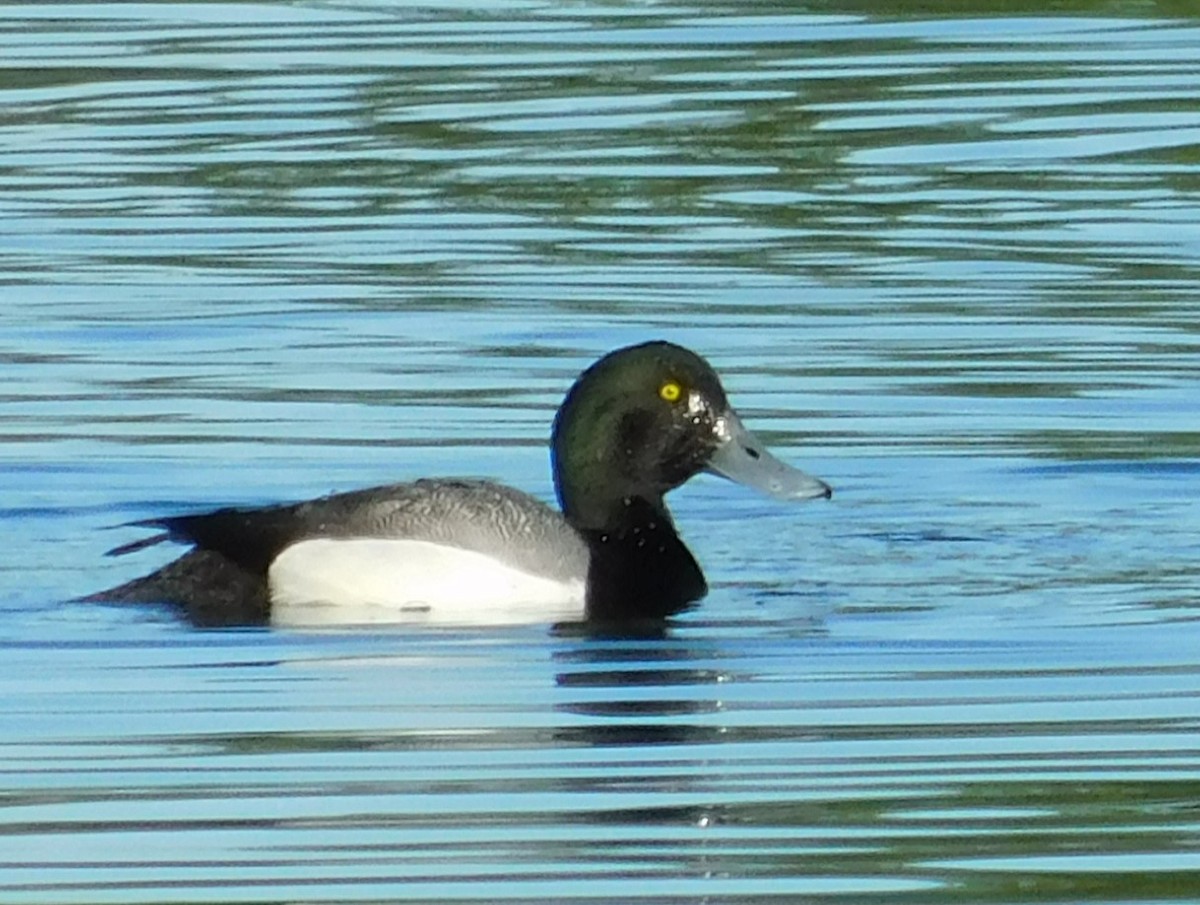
[3,2,1200,901]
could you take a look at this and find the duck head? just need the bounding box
[551,341,831,531]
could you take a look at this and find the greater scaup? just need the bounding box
[85,341,831,626]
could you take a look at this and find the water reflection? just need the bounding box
[4,619,1200,902]
[554,633,738,750]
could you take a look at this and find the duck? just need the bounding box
[85,341,831,627]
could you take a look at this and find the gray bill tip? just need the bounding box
[706,410,831,502]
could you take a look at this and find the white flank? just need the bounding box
[268,538,587,627]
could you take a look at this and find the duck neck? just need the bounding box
[552,411,662,532]
[578,496,707,622]
[549,362,708,619]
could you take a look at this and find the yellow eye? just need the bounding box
[659,380,682,403]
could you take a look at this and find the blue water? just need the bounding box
[2,3,1200,902]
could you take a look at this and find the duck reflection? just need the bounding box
[550,617,808,745]
[544,616,826,843]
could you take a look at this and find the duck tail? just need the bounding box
[80,549,271,627]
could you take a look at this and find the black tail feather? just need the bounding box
[105,531,171,557]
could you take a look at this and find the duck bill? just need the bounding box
[706,409,832,502]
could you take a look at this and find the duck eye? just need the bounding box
[659,380,682,403]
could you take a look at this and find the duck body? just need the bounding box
[93,479,593,627]
[86,342,830,627]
